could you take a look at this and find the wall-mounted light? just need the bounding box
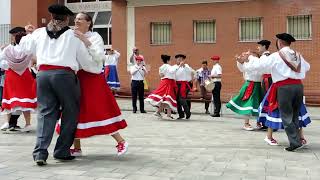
[41,18,46,24]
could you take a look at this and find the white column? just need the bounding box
[126,6,135,69]
[0,0,11,45]
[0,0,10,24]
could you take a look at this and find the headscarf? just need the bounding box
[3,45,32,75]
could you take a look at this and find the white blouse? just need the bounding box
[105,50,120,66]
[237,61,263,82]
[83,31,105,72]
[159,64,176,80]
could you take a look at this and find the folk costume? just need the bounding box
[226,60,263,117]
[241,33,310,151]
[19,4,106,163]
[104,50,121,90]
[145,55,177,112]
[174,54,194,119]
[56,32,127,138]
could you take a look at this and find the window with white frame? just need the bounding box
[194,20,216,43]
[239,17,262,42]
[65,0,112,48]
[150,22,171,45]
[287,15,312,40]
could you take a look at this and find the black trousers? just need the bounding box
[9,115,20,128]
[200,86,210,111]
[131,80,145,112]
[177,83,191,118]
[186,81,193,110]
[212,82,222,115]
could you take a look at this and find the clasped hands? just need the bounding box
[235,50,255,64]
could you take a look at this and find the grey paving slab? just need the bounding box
[0,99,319,180]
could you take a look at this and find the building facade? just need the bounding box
[5,0,320,104]
[9,0,112,48]
[113,0,320,105]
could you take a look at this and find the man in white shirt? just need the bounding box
[130,55,147,113]
[174,54,194,119]
[21,4,102,165]
[238,33,310,152]
[210,56,222,117]
[129,47,145,65]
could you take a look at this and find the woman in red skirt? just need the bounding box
[145,55,177,120]
[56,12,127,156]
[1,27,37,132]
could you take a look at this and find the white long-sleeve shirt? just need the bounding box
[242,47,310,83]
[159,64,176,80]
[237,60,263,82]
[173,64,194,81]
[105,50,120,66]
[211,63,222,82]
[82,31,105,73]
[19,27,101,74]
[130,64,146,80]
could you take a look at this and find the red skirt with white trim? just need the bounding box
[1,69,37,113]
[56,70,127,138]
[145,78,177,111]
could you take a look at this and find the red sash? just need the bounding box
[39,65,73,72]
[262,74,272,90]
[267,78,302,112]
[104,66,110,78]
[242,81,254,101]
[177,81,191,98]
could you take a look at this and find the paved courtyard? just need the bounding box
[0,99,319,180]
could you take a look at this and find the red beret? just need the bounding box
[135,55,144,61]
[211,56,220,61]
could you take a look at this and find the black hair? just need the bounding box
[78,12,93,31]
[202,60,208,65]
[265,44,270,50]
[161,55,171,64]
[162,58,170,64]
[15,32,27,45]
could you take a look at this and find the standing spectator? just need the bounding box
[130,47,145,65]
[195,60,211,114]
[105,48,121,95]
[210,56,222,117]
[130,55,147,113]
